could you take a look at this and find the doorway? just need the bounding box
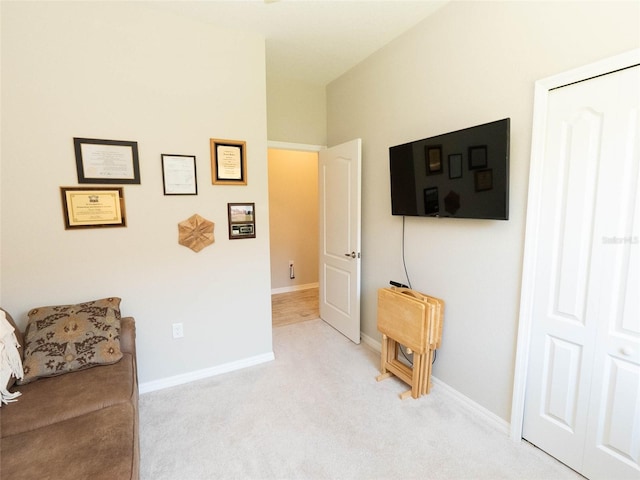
[267,145,321,327]
[267,139,363,343]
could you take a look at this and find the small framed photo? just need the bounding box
[448,153,463,179]
[161,154,197,195]
[475,169,493,192]
[211,138,247,185]
[60,187,126,229]
[228,202,255,239]
[468,145,488,170]
[425,145,443,174]
[74,137,140,184]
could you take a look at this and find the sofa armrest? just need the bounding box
[119,317,136,356]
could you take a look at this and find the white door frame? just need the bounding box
[267,141,324,294]
[510,48,640,441]
[267,141,324,153]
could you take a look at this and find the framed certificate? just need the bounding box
[161,154,197,195]
[74,137,140,184]
[210,138,247,185]
[60,187,126,229]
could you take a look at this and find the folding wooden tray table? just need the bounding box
[375,287,444,399]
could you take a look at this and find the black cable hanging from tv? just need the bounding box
[401,215,436,365]
[402,215,413,290]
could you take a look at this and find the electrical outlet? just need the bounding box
[172,323,184,339]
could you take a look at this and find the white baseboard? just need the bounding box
[138,352,275,395]
[271,282,319,295]
[360,330,510,435]
[361,331,381,351]
[430,376,510,434]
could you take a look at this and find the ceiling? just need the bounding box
[146,0,448,86]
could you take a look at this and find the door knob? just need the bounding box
[620,347,634,356]
[344,252,356,258]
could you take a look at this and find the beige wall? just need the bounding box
[1,2,273,386]
[268,149,319,290]
[327,0,640,422]
[267,76,327,146]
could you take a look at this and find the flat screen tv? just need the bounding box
[389,118,510,220]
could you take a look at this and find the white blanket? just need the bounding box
[0,310,24,406]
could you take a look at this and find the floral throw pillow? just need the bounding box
[18,297,123,385]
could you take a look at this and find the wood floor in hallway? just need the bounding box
[271,287,319,327]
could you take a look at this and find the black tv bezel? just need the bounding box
[389,118,510,220]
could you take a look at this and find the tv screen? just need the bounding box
[389,118,510,220]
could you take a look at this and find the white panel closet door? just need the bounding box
[522,65,639,479]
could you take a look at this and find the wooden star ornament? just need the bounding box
[178,214,215,252]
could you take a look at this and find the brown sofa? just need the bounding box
[1,311,139,480]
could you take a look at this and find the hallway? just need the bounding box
[271,287,319,327]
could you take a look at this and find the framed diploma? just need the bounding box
[161,154,197,195]
[74,137,141,184]
[227,203,255,239]
[60,187,126,229]
[210,138,247,185]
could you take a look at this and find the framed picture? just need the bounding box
[74,138,140,184]
[448,153,463,179]
[161,154,197,195]
[468,145,488,170]
[425,145,443,174]
[60,187,126,229]
[227,202,255,239]
[211,138,247,185]
[475,169,493,192]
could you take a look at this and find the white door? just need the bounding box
[319,139,362,344]
[522,65,640,479]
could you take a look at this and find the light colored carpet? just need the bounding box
[139,319,581,480]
